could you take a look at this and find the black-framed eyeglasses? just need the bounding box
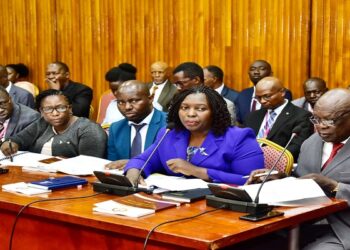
[310,110,350,127]
[41,105,70,114]
[255,89,283,101]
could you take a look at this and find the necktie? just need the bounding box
[151,86,158,96]
[322,143,344,170]
[130,123,146,157]
[0,122,4,132]
[251,98,258,112]
[257,110,276,138]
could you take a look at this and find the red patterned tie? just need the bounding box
[321,143,344,170]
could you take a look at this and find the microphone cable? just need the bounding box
[8,192,103,250]
[143,205,225,250]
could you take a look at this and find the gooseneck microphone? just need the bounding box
[92,122,175,196]
[254,125,302,204]
[134,122,175,191]
[206,125,302,221]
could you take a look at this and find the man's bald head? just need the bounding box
[255,77,285,109]
[116,80,154,123]
[313,88,350,143]
[151,61,169,84]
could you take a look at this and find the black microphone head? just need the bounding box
[166,122,175,130]
[292,125,303,135]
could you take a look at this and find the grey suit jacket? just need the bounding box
[295,134,350,249]
[147,81,178,112]
[8,84,35,109]
[4,103,41,139]
[292,96,310,111]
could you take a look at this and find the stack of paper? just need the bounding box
[2,182,52,195]
[93,200,155,218]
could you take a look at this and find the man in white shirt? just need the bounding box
[148,61,177,112]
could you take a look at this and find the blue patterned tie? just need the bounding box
[130,123,146,157]
[258,110,276,138]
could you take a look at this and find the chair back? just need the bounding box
[96,90,115,124]
[257,138,294,175]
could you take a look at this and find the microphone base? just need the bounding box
[206,195,274,215]
[92,182,153,196]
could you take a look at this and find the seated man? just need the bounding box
[244,76,313,160]
[235,60,292,124]
[0,65,35,109]
[203,65,239,103]
[173,62,237,124]
[45,61,93,118]
[0,86,40,142]
[292,77,328,113]
[247,88,350,250]
[148,61,177,112]
[106,80,167,169]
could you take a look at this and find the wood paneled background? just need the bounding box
[1,0,349,119]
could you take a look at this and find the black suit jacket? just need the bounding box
[61,80,93,118]
[243,101,313,160]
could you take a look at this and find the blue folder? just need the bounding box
[28,176,88,190]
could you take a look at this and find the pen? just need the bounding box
[242,170,279,179]
[8,139,14,162]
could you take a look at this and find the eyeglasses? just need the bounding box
[41,105,69,114]
[255,89,282,101]
[310,110,350,127]
[0,99,10,108]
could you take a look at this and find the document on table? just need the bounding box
[144,174,209,191]
[2,182,52,195]
[241,177,331,206]
[93,200,155,218]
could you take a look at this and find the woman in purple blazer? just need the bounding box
[124,85,264,185]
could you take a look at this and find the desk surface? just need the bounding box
[0,167,348,250]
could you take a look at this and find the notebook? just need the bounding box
[28,176,88,190]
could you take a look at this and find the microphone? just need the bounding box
[92,122,175,196]
[206,125,302,221]
[134,122,175,191]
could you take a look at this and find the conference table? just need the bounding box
[0,166,348,250]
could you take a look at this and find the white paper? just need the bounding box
[49,155,122,176]
[241,177,330,206]
[2,182,52,195]
[144,174,209,191]
[93,200,154,218]
[0,151,56,169]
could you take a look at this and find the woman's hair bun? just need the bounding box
[118,63,137,74]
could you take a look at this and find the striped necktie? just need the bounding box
[258,110,277,138]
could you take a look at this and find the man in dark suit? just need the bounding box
[292,77,328,113]
[106,80,167,169]
[0,65,35,109]
[148,61,177,112]
[235,60,292,124]
[46,61,93,118]
[244,76,313,160]
[203,65,239,103]
[0,86,40,142]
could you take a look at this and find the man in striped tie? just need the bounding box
[244,76,313,160]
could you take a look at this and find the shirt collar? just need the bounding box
[128,108,154,126]
[214,83,225,94]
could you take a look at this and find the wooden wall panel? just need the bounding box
[310,0,350,88]
[1,0,349,119]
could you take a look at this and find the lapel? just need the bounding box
[144,110,160,149]
[157,81,170,107]
[173,130,190,160]
[118,121,132,158]
[323,140,350,175]
[311,136,324,173]
[267,102,293,139]
[221,86,228,97]
[190,131,222,166]
[250,109,267,134]
[5,103,20,138]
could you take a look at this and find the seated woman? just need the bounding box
[124,85,264,185]
[1,89,107,158]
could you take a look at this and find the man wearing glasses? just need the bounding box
[244,76,313,160]
[172,62,237,124]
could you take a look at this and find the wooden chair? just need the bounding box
[257,138,294,175]
[96,90,115,124]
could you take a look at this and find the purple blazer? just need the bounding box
[124,126,264,185]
